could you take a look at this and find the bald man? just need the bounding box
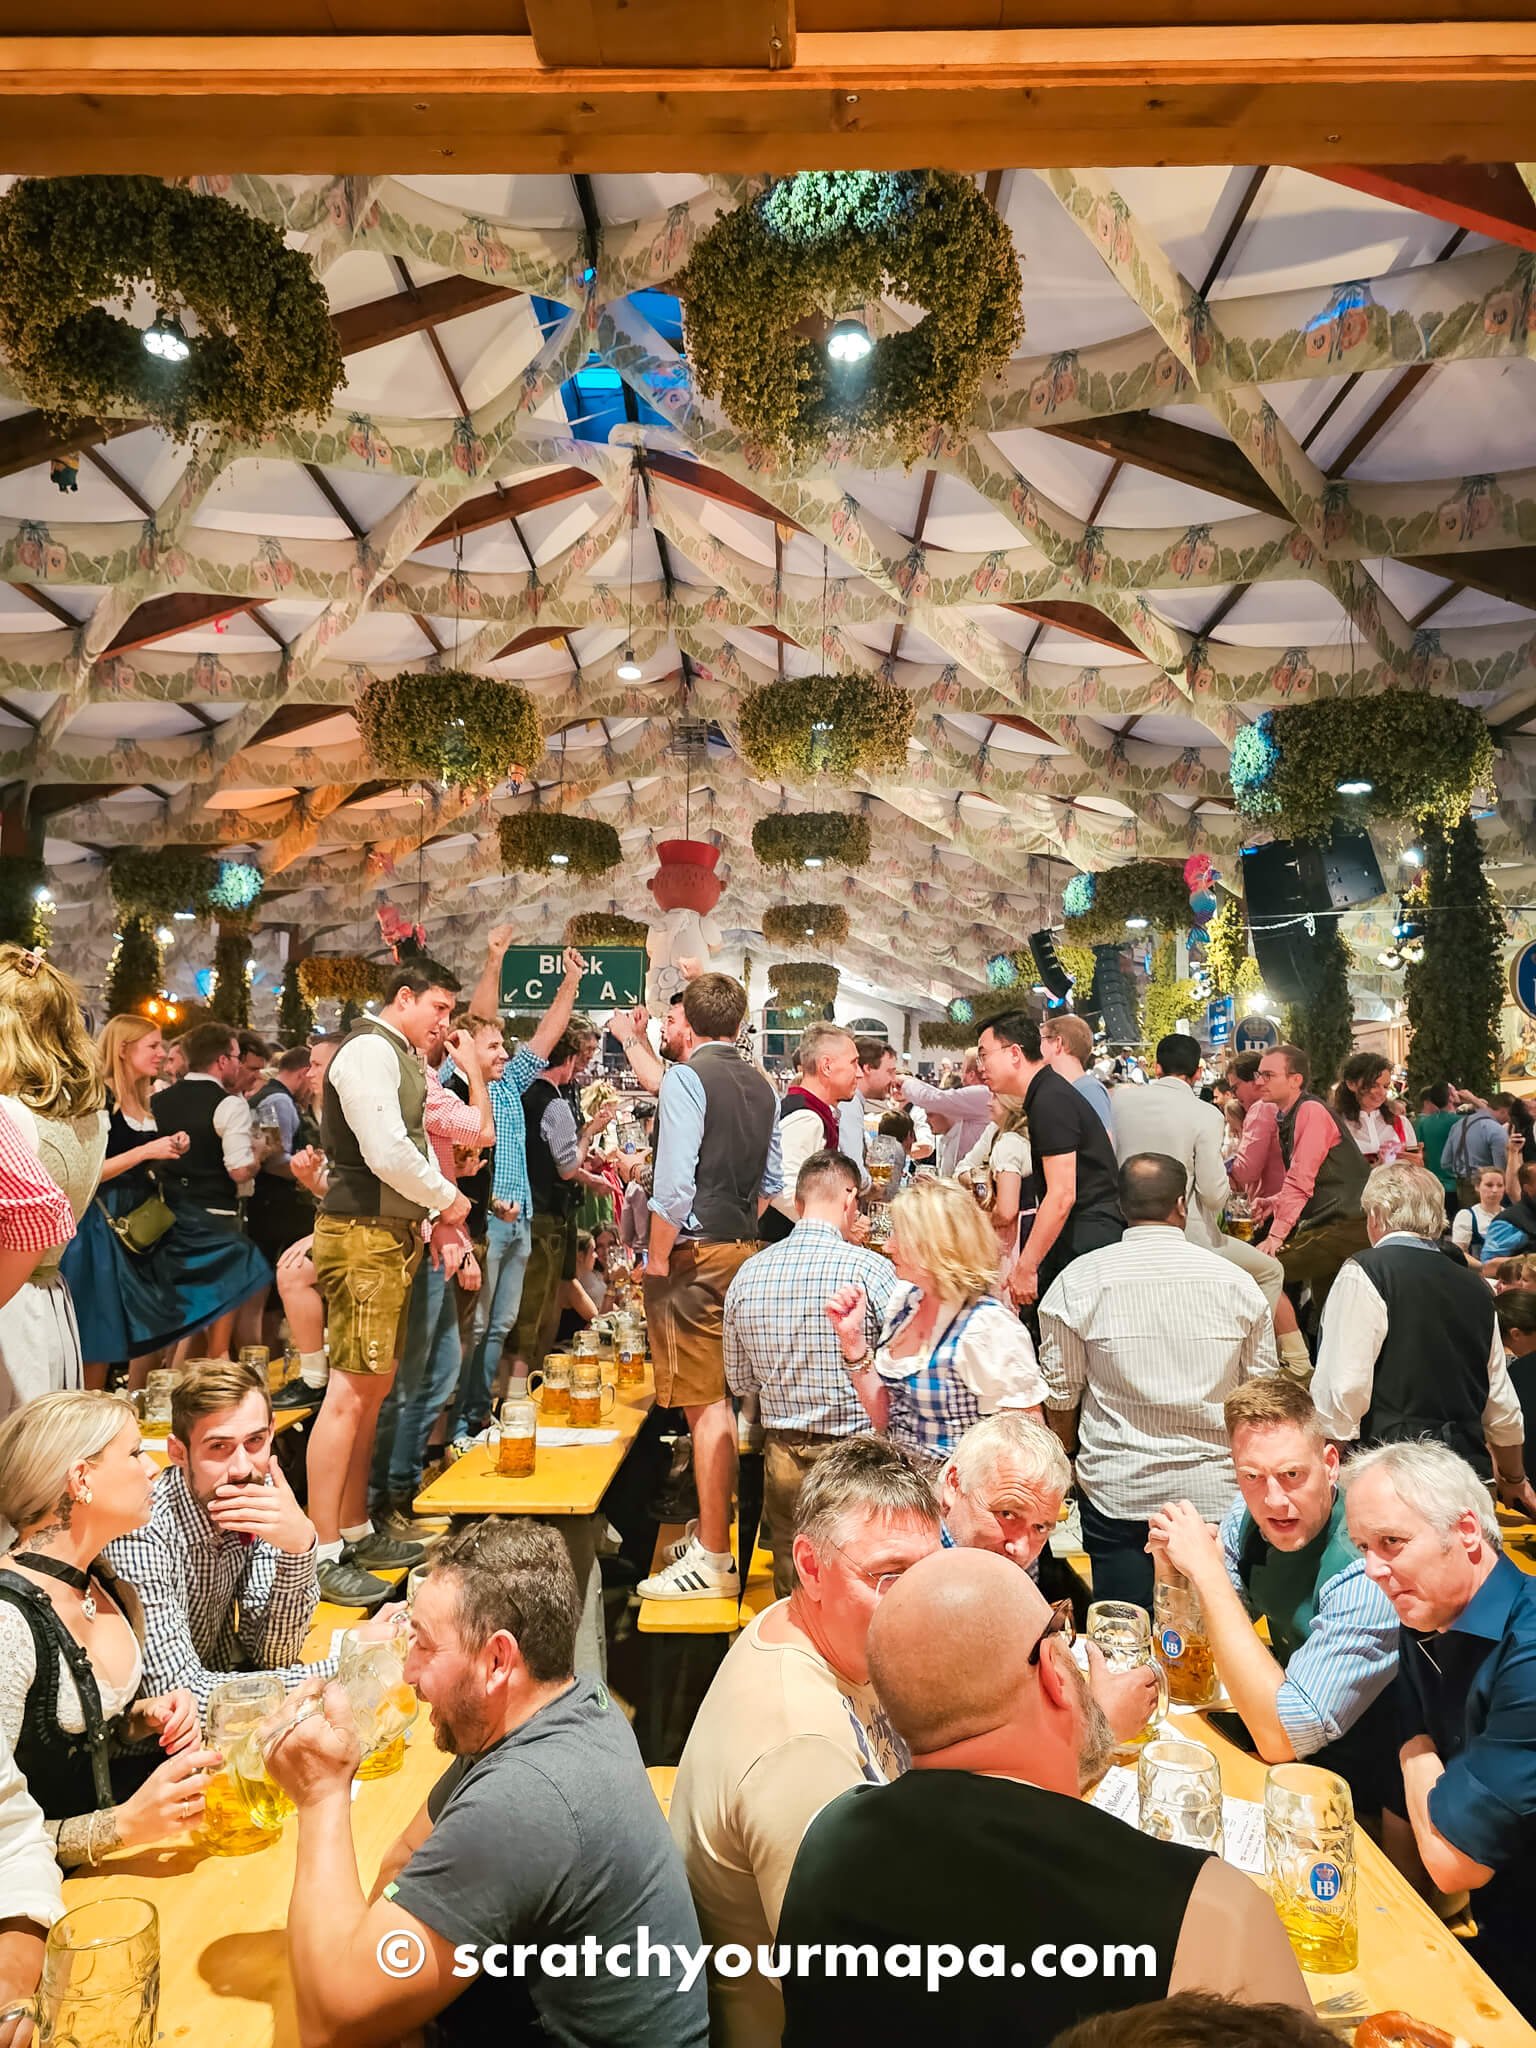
[777,1551,1307,2045]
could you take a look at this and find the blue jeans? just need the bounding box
[370,1256,464,1507]
[449,1213,532,1441]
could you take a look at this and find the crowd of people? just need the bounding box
[1,920,1535,2044]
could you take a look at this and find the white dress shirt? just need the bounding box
[1111,1074,1230,1250]
[1039,1222,1278,1519]
[326,1019,458,1215]
[1311,1231,1524,1447]
[182,1072,257,1194]
[838,1093,869,1184]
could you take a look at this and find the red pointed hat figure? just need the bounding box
[646,839,724,1006]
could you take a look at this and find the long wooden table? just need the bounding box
[411,1370,655,1518]
[1175,1707,1536,2046]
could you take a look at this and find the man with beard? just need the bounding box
[777,1549,1307,2044]
[266,1518,707,2048]
[106,1358,335,1715]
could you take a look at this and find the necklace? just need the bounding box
[12,1552,98,1620]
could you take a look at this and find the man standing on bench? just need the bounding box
[639,974,782,1601]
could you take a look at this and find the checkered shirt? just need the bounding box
[724,1219,903,1434]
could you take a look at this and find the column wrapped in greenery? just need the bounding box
[210,923,252,1028]
[1280,928,1353,1094]
[107,914,161,1017]
[0,855,49,949]
[1405,814,1505,1100]
[279,960,314,1043]
[1140,939,1199,1048]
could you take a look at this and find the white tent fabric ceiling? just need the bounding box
[3,164,1535,1014]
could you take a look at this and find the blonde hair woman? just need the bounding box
[0,948,108,1421]
[59,1016,191,1393]
[826,1176,1046,1470]
[0,1393,216,1896]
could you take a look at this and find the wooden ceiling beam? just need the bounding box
[424,468,602,546]
[6,28,1536,174]
[1002,600,1139,656]
[1039,413,1286,519]
[1413,545,1536,612]
[1308,163,1536,251]
[525,0,792,69]
[105,591,262,654]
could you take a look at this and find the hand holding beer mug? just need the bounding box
[1087,1600,1168,1762]
[203,1674,289,1854]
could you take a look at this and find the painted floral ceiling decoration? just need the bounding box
[3,164,1536,1014]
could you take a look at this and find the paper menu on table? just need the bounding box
[1088,1765,1266,1875]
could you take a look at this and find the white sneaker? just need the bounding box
[662,1518,699,1564]
[638,1539,739,1601]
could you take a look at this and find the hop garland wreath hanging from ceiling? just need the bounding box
[0,177,343,442]
[499,812,622,879]
[1061,863,1194,946]
[357,673,544,794]
[676,171,1024,465]
[752,812,872,872]
[565,912,648,945]
[762,903,851,948]
[738,672,915,781]
[1229,695,1494,840]
[769,960,840,1009]
[297,956,385,1005]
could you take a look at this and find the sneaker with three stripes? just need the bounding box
[637,1538,739,1601]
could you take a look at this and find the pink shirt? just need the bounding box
[424,1066,485,1265]
[1263,1099,1341,1248]
[1229,1098,1284,1203]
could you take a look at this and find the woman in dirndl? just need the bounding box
[0,947,108,1423]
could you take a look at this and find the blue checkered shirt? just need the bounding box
[443,1046,548,1219]
[723,1219,903,1434]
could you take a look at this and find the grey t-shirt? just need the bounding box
[389,1677,708,2048]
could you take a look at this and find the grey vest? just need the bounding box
[679,1042,777,1243]
[320,1018,429,1221]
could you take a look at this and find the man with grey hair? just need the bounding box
[761,1025,861,1246]
[1313,1163,1536,1514]
[777,1549,1308,2042]
[1344,1440,1536,2021]
[669,1437,941,2047]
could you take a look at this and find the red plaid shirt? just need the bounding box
[0,1111,75,1254]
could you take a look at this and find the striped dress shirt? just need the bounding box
[1038,1223,1278,1520]
[1218,1495,1400,1757]
[104,1464,334,1718]
[723,1218,903,1434]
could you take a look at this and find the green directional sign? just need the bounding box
[498,945,647,1013]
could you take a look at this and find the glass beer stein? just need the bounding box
[339,1621,417,1781]
[204,1674,289,1853]
[1265,1764,1358,1973]
[497,1380,539,1476]
[570,1357,617,1429]
[539,1353,572,1423]
[1153,1570,1218,1708]
[1138,1738,1225,1856]
[140,1368,175,1440]
[613,1313,645,1388]
[1087,1600,1168,1761]
[37,1898,160,2048]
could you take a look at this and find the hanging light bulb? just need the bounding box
[803,856,825,869]
[827,316,873,364]
[616,648,643,682]
[1125,916,1149,930]
[143,311,190,363]
[155,925,175,945]
[549,851,571,867]
[1336,777,1373,797]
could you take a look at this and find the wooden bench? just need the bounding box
[636,1526,776,1635]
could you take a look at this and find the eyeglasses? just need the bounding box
[824,1536,911,1599]
[1028,1597,1076,1667]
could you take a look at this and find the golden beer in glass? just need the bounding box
[204,1673,289,1853]
[1265,1764,1358,1973]
[540,1354,572,1423]
[41,1897,159,2048]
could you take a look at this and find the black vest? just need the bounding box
[152,1076,234,1207]
[246,1078,319,1245]
[1353,1238,1495,1475]
[0,1567,145,1822]
[321,1018,430,1221]
[1277,1091,1368,1232]
[678,1042,777,1243]
[523,1077,578,1220]
[760,1087,843,1245]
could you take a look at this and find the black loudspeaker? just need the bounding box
[1092,945,1140,1046]
[1241,824,1385,1005]
[1029,929,1074,1003]
[1242,824,1385,921]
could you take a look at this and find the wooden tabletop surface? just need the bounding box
[412,1372,655,1517]
[1175,1707,1536,2045]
